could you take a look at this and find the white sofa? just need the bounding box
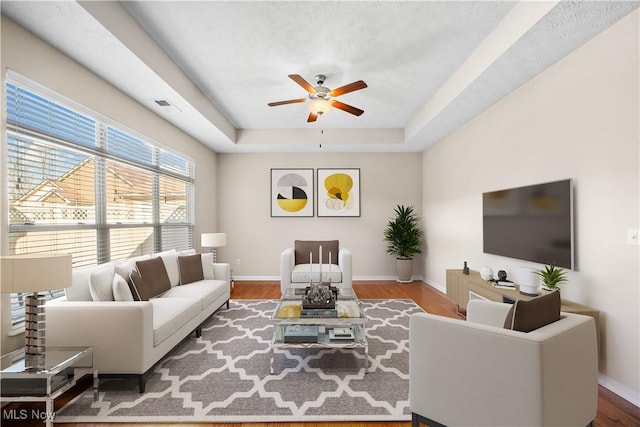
[46,249,230,392]
[280,240,352,294]
[409,298,598,427]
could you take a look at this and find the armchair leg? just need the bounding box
[412,412,446,427]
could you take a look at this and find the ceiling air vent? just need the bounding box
[152,99,181,113]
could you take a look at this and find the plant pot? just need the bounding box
[396,258,413,283]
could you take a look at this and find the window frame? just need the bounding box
[5,72,195,329]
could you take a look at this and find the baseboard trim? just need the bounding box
[598,373,640,408]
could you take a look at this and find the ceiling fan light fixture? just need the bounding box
[309,98,331,115]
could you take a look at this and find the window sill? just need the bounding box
[8,325,25,337]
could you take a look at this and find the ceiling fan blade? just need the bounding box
[331,100,364,116]
[307,112,318,122]
[330,80,368,97]
[268,98,306,107]
[289,74,316,94]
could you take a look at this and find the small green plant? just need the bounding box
[535,263,567,290]
[383,205,424,260]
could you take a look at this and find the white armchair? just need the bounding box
[280,240,352,293]
[409,299,598,427]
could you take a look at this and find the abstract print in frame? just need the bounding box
[271,168,314,217]
[317,168,360,217]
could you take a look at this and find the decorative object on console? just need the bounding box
[0,254,72,370]
[201,232,227,263]
[535,262,568,292]
[383,204,424,282]
[516,266,539,296]
[480,266,494,281]
[462,261,469,275]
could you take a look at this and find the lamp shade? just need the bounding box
[309,99,331,115]
[1,254,72,293]
[201,233,227,248]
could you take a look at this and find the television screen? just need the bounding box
[483,179,573,269]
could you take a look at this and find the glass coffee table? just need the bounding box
[270,287,367,374]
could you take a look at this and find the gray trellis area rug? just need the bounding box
[56,299,423,423]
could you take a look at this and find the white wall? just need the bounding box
[217,152,423,279]
[0,17,219,353]
[421,10,639,405]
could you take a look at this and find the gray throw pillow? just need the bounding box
[133,257,172,300]
[178,254,205,285]
[504,290,561,332]
[294,240,339,265]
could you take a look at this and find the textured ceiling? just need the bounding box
[1,1,638,153]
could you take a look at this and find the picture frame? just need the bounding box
[270,168,314,217]
[317,168,361,217]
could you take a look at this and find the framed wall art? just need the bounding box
[317,168,360,217]
[270,168,314,217]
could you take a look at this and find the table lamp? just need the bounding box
[1,254,72,370]
[201,232,227,263]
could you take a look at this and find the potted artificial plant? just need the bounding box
[383,205,424,283]
[535,263,567,292]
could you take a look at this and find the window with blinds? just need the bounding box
[5,74,195,327]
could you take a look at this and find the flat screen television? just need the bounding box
[482,179,574,269]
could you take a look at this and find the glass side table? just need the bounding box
[1,347,97,427]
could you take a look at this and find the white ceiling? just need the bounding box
[1,1,638,153]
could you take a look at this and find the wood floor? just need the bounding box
[3,280,639,427]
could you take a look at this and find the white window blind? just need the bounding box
[5,75,195,326]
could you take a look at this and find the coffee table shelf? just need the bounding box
[270,287,368,374]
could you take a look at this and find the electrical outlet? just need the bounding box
[629,229,639,245]
[236,258,241,265]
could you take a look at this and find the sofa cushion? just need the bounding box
[294,240,339,265]
[161,279,228,311]
[128,270,146,301]
[291,263,342,283]
[504,290,561,332]
[148,297,201,346]
[66,261,114,301]
[135,257,172,297]
[160,251,180,287]
[178,254,205,285]
[201,253,215,279]
[112,273,134,301]
[89,265,115,301]
[114,254,151,284]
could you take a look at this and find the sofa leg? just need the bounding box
[195,325,202,338]
[138,375,145,393]
[226,299,230,309]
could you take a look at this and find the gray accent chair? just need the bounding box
[409,299,598,427]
